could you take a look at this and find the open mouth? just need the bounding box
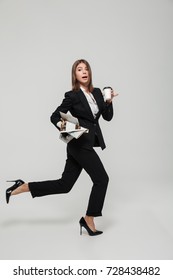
[82,76,88,79]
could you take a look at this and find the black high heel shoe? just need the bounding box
[6,179,25,204]
[79,217,103,236]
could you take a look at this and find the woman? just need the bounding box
[6,59,118,236]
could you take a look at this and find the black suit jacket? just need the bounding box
[50,88,113,150]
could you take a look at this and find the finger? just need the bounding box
[112,92,119,97]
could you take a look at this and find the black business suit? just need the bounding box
[29,88,113,216]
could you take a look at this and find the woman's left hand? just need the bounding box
[106,89,119,103]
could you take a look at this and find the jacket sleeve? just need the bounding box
[50,92,72,129]
[102,102,113,121]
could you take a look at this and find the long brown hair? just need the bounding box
[71,59,94,92]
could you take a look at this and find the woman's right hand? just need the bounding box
[60,119,67,131]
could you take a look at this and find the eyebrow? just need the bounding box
[77,66,88,70]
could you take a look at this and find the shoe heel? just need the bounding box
[6,180,19,183]
[80,225,82,235]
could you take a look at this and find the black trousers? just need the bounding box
[29,143,109,217]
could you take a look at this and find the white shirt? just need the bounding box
[80,87,99,118]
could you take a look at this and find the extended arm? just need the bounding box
[102,102,113,121]
[102,88,118,121]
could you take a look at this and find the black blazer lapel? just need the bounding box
[78,89,95,120]
[92,88,102,112]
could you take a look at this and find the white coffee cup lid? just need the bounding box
[103,86,112,90]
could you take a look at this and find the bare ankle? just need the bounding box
[85,215,94,222]
[22,183,29,192]
[12,183,29,195]
[85,216,96,230]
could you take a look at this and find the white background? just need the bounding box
[0,0,173,259]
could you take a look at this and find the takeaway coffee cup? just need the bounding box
[103,86,112,101]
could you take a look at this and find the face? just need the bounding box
[75,62,90,87]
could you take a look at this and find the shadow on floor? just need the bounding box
[1,216,73,228]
